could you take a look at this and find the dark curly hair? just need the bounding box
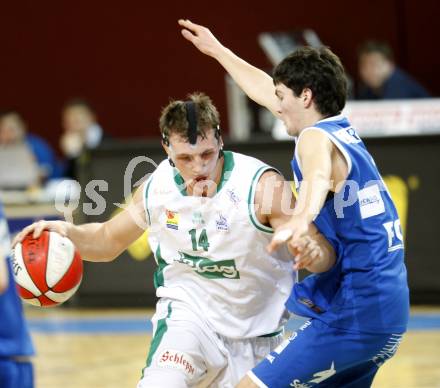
[273,46,348,117]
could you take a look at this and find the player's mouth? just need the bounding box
[194,175,208,183]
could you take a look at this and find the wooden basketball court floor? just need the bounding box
[25,306,440,388]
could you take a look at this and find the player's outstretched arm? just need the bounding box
[255,171,335,272]
[179,19,280,117]
[12,185,147,262]
[267,130,334,254]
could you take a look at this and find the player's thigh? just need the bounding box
[139,304,227,387]
[249,319,400,388]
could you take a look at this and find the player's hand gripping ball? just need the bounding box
[12,231,83,307]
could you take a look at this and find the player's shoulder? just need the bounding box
[229,151,271,171]
[146,159,173,183]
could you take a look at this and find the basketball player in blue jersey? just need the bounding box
[0,203,35,388]
[180,19,410,387]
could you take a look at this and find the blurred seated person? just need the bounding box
[357,40,430,100]
[0,110,61,189]
[60,99,105,178]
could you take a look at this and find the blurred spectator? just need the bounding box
[60,99,104,178]
[0,110,61,187]
[357,41,430,100]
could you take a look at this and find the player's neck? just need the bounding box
[298,110,328,134]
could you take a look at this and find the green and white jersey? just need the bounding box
[143,151,295,339]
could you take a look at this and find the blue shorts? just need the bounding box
[0,359,34,388]
[249,319,403,388]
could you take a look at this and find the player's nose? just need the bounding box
[191,158,206,174]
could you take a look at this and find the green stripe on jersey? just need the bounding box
[144,302,172,370]
[153,245,168,288]
[143,178,153,225]
[248,166,274,233]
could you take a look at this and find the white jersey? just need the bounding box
[143,151,295,339]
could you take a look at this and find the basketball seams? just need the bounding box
[13,242,43,297]
[51,249,83,293]
[21,230,50,293]
[14,231,83,307]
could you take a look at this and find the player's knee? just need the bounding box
[137,369,189,388]
[236,375,259,388]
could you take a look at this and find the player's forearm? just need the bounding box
[294,173,331,226]
[213,46,280,116]
[66,223,121,262]
[294,137,333,226]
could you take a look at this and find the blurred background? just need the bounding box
[0,0,438,142]
[1,1,439,387]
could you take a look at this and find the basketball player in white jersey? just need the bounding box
[13,93,337,387]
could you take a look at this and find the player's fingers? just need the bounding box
[178,19,203,31]
[294,254,313,271]
[12,224,38,247]
[292,235,312,254]
[310,246,322,261]
[297,246,322,270]
[302,238,317,256]
[33,221,49,239]
[181,28,197,43]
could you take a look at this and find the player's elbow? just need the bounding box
[84,252,119,263]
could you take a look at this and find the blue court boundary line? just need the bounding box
[27,313,440,334]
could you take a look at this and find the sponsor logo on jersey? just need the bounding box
[191,211,205,227]
[165,210,179,230]
[215,213,229,232]
[226,188,240,206]
[297,298,324,314]
[371,334,402,366]
[333,127,361,144]
[177,251,240,279]
[383,219,404,252]
[358,184,385,219]
[289,362,336,387]
[157,349,196,376]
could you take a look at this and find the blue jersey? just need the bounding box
[287,114,409,334]
[0,204,34,358]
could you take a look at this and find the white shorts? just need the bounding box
[137,298,283,388]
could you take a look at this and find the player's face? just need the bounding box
[275,83,307,136]
[165,129,223,196]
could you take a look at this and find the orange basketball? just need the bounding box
[12,230,83,307]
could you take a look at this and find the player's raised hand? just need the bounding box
[12,220,70,247]
[178,19,225,58]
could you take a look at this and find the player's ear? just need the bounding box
[161,140,170,156]
[161,141,176,167]
[302,88,313,107]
